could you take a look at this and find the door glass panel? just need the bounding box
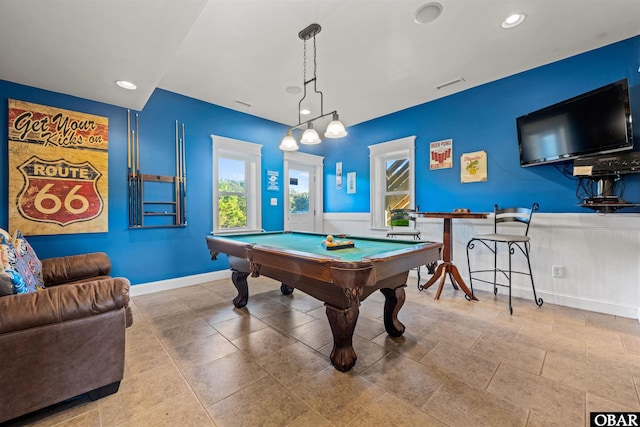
[386,159,409,192]
[385,194,409,225]
[289,169,309,214]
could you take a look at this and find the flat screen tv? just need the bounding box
[517,79,633,167]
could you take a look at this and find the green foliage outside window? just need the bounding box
[290,190,309,214]
[219,179,246,228]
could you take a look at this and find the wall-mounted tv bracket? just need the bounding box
[127,110,187,228]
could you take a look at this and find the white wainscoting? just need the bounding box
[324,212,640,320]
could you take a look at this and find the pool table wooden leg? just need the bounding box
[325,304,359,372]
[231,270,250,308]
[380,286,406,337]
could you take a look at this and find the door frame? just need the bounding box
[283,151,324,232]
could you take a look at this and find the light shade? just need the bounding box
[278,131,299,151]
[324,113,347,138]
[300,123,321,145]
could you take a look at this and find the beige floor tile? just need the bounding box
[416,320,484,350]
[98,361,190,426]
[586,311,640,336]
[420,340,500,389]
[125,323,175,376]
[622,333,640,354]
[515,325,586,361]
[291,367,385,426]
[157,318,219,349]
[289,317,334,349]
[423,377,528,427]
[487,363,585,426]
[260,307,318,334]
[470,332,546,374]
[586,392,639,415]
[12,279,640,426]
[371,330,440,362]
[169,333,239,367]
[213,313,269,340]
[145,306,210,332]
[354,313,387,340]
[349,392,447,427]
[288,410,333,426]
[543,350,640,410]
[240,297,291,318]
[360,351,447,408]
[259,341,332,387]
[181,351,269,407]
[200,302,246,325]
[208,376,309,427]
[134,297,191,321]
[53,409,101,427]
[117,391,214,426]
[231,326,298,359]
[275,292,325,313]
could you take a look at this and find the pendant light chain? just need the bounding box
[303,38,307,85]
[312,33,317,81]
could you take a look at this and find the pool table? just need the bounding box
[206,231,442,372]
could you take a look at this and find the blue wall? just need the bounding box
[2,35,639,286]
[1,85,287,284]
[323,36,640,213]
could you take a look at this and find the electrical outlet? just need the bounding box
[552,265,564,278]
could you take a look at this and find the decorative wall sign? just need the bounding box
[336,162,343,189]
[266,170,279,191]
[430,138,453,170]
[347,172,356,194]
[460,150,487,183]
[8,100,109,235]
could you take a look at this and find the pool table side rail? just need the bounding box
[206,235,442,290]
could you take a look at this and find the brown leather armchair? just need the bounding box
[0,252,132,424]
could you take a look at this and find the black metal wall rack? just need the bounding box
[127,110,187,228]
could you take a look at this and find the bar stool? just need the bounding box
[465,203,543,314]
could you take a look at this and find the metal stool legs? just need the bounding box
[466,238,543,314]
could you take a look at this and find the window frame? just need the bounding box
[211,135,262,234]
[369,136,416,230]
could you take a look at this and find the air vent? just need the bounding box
[436,77,465,90]
[235,100,252,107]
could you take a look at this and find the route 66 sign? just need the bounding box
[8,99,108,235]
[17,157,103,226]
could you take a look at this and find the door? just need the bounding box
[287,164,315,232]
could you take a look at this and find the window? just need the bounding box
[211,135,262,233]
[369,136,416,229]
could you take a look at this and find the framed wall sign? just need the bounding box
[347,172,356,194]
[8,99,109,235]
[461,150,487,183]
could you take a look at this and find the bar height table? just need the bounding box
[416,212,488,300]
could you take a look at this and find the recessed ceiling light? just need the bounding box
[414,2,443,24]
[300,108,311,115]
[116,80,137,90]
[502,13,526,29]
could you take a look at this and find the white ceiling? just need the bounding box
[1,0,639,128]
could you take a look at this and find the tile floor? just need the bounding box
[7,275,640,426]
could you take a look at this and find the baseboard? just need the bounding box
[130,270,230,297]
[135,269,639,321]
[409,269,640,321]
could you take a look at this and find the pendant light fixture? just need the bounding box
[279,23,347,151]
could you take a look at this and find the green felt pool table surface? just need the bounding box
[217,231,433,262]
